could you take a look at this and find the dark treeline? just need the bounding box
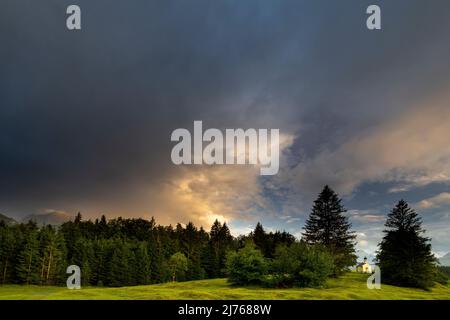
[1,185,446,289]
[0,214,295,287]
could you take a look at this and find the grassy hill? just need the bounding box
[0,273,449,300]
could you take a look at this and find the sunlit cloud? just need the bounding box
[286,94,450,200]
[347,210,385,223]
[417,192,450,209]
[143,132,296,228]
[2,1,450,255]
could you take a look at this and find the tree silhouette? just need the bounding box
[377,200,437,289]
[302,185,356,273]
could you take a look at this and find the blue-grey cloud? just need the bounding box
[1,0,450,253]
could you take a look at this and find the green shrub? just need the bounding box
[262,273,294,288]
[226,244,268,285]
[270,242,334,288]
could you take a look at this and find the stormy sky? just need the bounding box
[1,0,450,255]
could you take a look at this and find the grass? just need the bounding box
[0,273,449,300]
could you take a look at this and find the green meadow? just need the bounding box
[0,273,449,300]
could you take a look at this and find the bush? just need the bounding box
[262,273,294,288]
[226,244,268,285]
[269,242,334,288]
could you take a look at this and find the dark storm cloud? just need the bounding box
[1,0,450,245]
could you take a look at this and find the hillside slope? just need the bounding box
[0,273,449,300]
[22,211,73,226]
[0,213,17,226]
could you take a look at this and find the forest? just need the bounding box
[0,212,297,286]
[0,186,446,290]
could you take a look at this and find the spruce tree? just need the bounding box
[218,222,233,272]
[206,221,233,277]
[302,185,356,273]
[0,227,16,284]
[252,222,268,256]
[377,200,437,289]
[206,220,222,278]
[71,237,94,286]
[148,236,163,283]
[106,240,131,287]
[38,226,66,285]
[92,239,109,286]
[16,229,40,284]
[132,242,151,285]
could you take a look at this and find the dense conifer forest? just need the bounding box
[0,186,445,290]
[0,213,296,286]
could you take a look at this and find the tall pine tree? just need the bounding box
[0,226,16,284]
[106,240,132,287]
[38,226,66,285]
[132,242,151,285]
[302,185,356,274]
[252,222,267,255]
[377,200,437,289]
[206,220,232,278]
[16,228,40,284]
